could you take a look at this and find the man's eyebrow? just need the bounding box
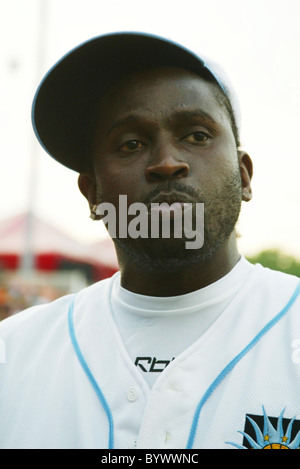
[105,109,219,137]
[105,115,142,137]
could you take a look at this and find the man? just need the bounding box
[0,32,300,450]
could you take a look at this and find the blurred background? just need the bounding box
[0,0,299,320]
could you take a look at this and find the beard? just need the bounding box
[98,165,243,272]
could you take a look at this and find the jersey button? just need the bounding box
[168,383,182,392]
[129,437,138,449]
[127,387,138,402]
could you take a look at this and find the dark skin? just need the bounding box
[78,67,253,297]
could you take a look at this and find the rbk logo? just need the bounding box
[135,356,175,372]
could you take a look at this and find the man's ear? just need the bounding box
[238,150,253,202]
[78,173,101,219]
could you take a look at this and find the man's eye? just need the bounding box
[120,140,144,152]
[183,132,209,143]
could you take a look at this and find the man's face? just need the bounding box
[82,66,252,270]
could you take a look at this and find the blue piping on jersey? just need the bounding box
[186,281,300,449]
[68,296,114,449]
[68,282,300,450]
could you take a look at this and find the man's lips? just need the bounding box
[147,192,195,217]
[147,191,195,206]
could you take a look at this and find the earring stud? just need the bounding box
[90,204,98,220]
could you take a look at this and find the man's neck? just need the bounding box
[117,236,241,297]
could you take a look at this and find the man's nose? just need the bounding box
[145,143,190,182]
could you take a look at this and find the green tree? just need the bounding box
[247,250,300,277]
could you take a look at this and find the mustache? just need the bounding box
[142,181,200,207]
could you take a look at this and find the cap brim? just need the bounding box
[32,32,214,173]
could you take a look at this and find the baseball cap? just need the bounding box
[32,31,241,173]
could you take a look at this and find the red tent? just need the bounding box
[0,213,119,282]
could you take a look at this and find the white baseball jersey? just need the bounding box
[0,260,300,449]
[110,256,254,388]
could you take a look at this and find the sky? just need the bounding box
[0,0,299,259]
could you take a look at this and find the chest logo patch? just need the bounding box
[226,406,300,449]
[135,356,175,372]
